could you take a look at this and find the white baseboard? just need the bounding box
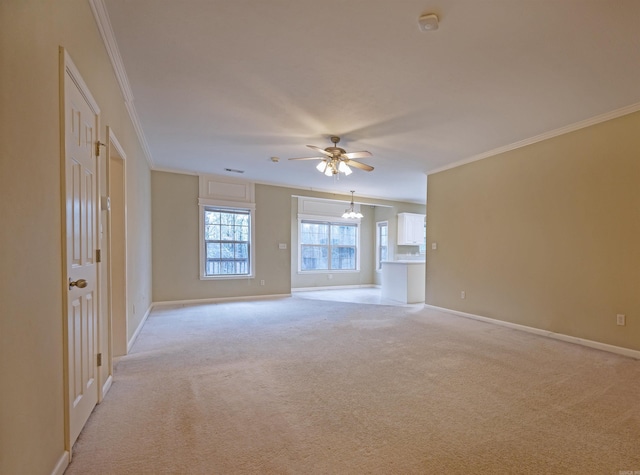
[51,451,69,475]
[152,293,292,309]
[127,304,152,353]
[425,304,640,360]
[292,284,379,292]
[101,374,113,400]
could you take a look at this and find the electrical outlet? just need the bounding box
[328,274,333,280]
[260,280,265,286]
[461,291,465,299]
[616,314,625,326]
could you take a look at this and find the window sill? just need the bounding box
[297,270,360,275]
[200,274,254,281]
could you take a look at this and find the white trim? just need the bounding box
[427,101,640,176]
[375,220,389,272]
[87,0,132,102]
[60,47,102,452]
[152,167,422,205]
[262,183,421,205]
[298,212,361,224]
[101,374,113,400]
[425,304,640,360]
[98,126,127,399]
[153,166,199,176]
[199,174,255,203]
[108,126,126,159]
[88,0,154,167]
[298,217,361,273]
[63,49,100,114]
[292,284,379,292]
[152,293,292,308]
[296,270,360,275]
[105,126,129,360]
[50,452,69,475]
[198,197,256,210]
[294,194,356,206]
[297,195,361,220]
[124,101,154,167]
[199,204,256,279]
[126,304,152,353]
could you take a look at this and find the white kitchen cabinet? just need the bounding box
[397,213,425,245]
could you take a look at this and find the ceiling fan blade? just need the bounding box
[345,159,374,172]
[307,145,333,157]
[288,156,325,161]
[342,150,372,159]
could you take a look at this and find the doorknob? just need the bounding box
[69,278,88,289]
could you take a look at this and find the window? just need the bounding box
[376,221,388,271]
[299,220,359,271]
[203,207,251,277]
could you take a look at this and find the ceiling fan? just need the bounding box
[288,136,374,176]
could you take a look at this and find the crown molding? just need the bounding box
[89,0,155,168]
[428,101,640,176]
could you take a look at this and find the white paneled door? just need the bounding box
[63,51,100,448]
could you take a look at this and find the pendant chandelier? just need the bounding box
[342,191,363,219]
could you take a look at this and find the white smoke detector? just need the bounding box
[418,13,439,31]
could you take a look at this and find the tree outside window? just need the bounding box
[204,208,250,276]
[300,220,358,271]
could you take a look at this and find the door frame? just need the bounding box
[105,127,129,358]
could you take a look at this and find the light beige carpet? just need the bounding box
[66,296,640,474]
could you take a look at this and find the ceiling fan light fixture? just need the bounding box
[289,136,373,177]
[338,161,352,175]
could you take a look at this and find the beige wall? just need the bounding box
[426,110,640,351]
[0,1,152,473]
[152,171,425,300]
[152,172,293,301]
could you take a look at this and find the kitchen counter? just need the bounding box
[381,260,425,304]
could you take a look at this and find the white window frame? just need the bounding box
[297,215,361,274]
[376,220,389,272]
[199,199,256,280]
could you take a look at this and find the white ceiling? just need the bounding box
[103,0,640,204]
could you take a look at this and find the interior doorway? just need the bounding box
[106,128,128,357]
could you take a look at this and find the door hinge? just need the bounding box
[96,249,101,262]
[97,353,103,367]
[96,141,106,156]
